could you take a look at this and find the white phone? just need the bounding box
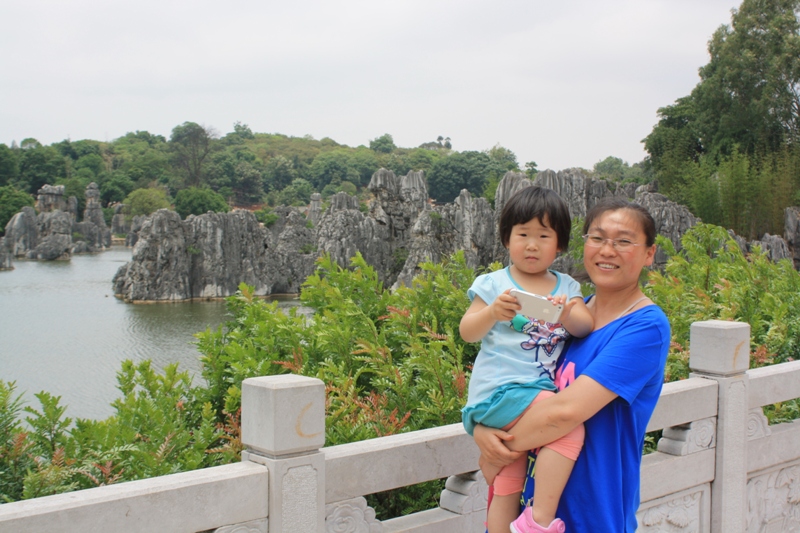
[509,289,563,323]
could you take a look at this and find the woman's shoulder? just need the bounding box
[620,302,671,338]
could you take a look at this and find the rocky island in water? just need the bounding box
[3,169,798,301]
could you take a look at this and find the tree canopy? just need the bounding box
[642,0,800,237]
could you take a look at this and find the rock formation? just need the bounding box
[28,210,73,260]
[35,184,68,213]
[111,204,129,236]
[2,182,113,260]
[112,207,319,301]
[109,167,800,301]
[0,238,12,271]
[4,206,39,257]
[79,182,111,250]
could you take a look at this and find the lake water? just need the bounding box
[0,247,297,421]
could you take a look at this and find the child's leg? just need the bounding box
[487,492,523,533]
[530,447,574,526]
[527,390,585,527]
[487,454,528,533]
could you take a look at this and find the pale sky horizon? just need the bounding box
[0,0,742,172]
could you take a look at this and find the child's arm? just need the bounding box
[459,289,520,343]
[551,295,594,338]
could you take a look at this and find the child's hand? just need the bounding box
[489,289,522,322]
[549,294,594,337]
[549,293,572,320]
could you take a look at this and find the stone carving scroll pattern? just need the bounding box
[439,471,488,515]
[325,497,383,533]
[746,464,800,532]
[637,492,701,532]
[747,408,772,440]
[657,418,716,456]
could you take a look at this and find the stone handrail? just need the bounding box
[2,320,800,532]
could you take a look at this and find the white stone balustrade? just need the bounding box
[1,320,800,532]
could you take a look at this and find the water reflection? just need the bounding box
[0,247,293,421]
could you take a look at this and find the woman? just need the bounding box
[474,197,671,532]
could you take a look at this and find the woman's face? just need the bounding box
[583,208,656,291]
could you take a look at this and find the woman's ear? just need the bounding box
[644,244,657,267]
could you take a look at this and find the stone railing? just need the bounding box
[2,320,800,532]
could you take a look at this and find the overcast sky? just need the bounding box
[0,0,741,172]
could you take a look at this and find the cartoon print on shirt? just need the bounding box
[510,315,569,380]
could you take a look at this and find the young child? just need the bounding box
[460,186,593,533]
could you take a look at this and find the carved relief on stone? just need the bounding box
[638,492,702,532]
[747,408,772,440]
[746,463,800,532]
[325,496,383,533]
[214,518,268,533]
[657,417,716,456]
[439,471,488,515]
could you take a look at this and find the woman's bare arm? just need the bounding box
[505,375,617,452]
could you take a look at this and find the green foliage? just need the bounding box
[369,134,397,154]
[277,178,314,206]
[0,186,34,236]
[427,151,507,203]
[169,122,215,187]
[644,0,800,232]
[254,207,278,227]
[191,252,476,516]
[484,144,518,171]
[0,144,19,187]
[174,187,230,219]
[123,188,172,218]
[646,224,800,376]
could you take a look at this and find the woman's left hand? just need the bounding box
[473,424,523,468]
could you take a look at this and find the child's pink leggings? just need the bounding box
[492,390,585,496]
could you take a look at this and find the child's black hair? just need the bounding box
[499,186,571,250]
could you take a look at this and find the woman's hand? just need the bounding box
[473,424,523,468]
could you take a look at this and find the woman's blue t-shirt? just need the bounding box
[520,300,670,532]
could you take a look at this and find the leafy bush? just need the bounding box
[174,187,229,219]
[645,223,800,421]
[0,186,34,236]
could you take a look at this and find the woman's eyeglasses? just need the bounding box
[582,234,642,252]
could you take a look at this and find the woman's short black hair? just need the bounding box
[583,197,657,247]
[499,186,571,250]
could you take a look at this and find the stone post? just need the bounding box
[241,375,327,533]
[689,320,750,533]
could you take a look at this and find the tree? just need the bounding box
[692,0,800,156]
[17,145,66,194]
[485,144,518,171]
[277,178,314,206]
[524,161,538,179]
[0,144,19,187]
[0,186,34,235]
[369,134,396,154]
[263,155,296,192]
[307,150,360,190]
[427,151,506,203]
[123,188,172,217]
[100,172,135,205]
[231,161,265,205]
[169,122,216,187]
[174,187,230,219]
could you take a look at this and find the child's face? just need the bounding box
[507,215,561,277]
